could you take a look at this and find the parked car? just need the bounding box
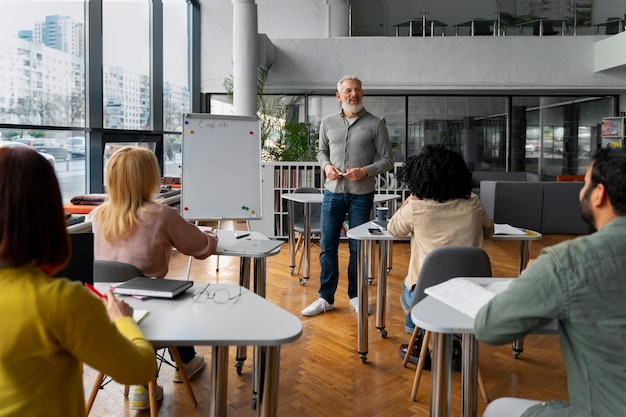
[64,136,86,158]
[0,140,56,167]
[16,138,71,161]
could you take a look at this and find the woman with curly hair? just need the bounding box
[388,144,494,366]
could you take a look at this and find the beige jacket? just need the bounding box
[387,194,494,290]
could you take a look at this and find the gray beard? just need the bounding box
[342,102,363,114]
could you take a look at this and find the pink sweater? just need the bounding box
[92,202,217,277]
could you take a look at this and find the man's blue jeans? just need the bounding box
[318,190,374,305]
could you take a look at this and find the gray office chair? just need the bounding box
[292,187,322,276]
[87,261,197,417]
[400,246,492,402]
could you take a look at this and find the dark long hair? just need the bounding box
[397,145,472,202]
[0,146,69,275]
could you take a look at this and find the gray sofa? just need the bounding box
[480,180,591,235]
[471,171,539,196]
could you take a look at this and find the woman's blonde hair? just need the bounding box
[94,146,161,243]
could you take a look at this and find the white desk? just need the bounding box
[214,230,282,383]
[281,193,400,286]
[492,227,542,358]
[346,222,409,362]
[96,283,302,417]
[411,278,558,417]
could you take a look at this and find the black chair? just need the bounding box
[533,20,559,36]
[87,261,197,416]
[399,246,492,402]
[292,187,322,276]
[472,20,493,36]
[605,17,622,35]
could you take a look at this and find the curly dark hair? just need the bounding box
[397,145,472,202]
[590,147,626,215]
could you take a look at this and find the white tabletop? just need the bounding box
[411,278,558,334]
[492,226,542,242]
[96,283,302,346]
[214,229,281,257]
[346,221,410,241]
[281,192,401,204]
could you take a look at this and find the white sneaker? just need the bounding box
[131,383,163,410]
[349,297,372,315]
[173,353,205,383]
[301,298,334,316]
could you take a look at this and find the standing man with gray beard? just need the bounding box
[302,75,393,317]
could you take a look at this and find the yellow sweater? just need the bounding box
[0,266,156,417]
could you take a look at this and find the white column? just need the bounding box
[232,0,258,117]
[327,0,349,37]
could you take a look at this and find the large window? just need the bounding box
[0,0,191,202]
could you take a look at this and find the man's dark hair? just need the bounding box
[590,147,626,215]
[397,144,472,202]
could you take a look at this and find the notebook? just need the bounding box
[113,277,193,298]
[222,238,283,255]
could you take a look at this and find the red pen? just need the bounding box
[85,283,105,299]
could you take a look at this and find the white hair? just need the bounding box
[337,75,362,91]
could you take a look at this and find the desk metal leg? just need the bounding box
[236,258,252,374]
[367,240,375,284]
[461,334,478,417]
[209,346,229,417]
[357,241,368,363]
[256,346,281,417]
[375,240,388,338]
[512,240,532,358]
[430,333,452,417]
[300,203,311,285]
[287,200,296,275]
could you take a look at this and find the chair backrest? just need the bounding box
[94,260,145,282]
[55,232,95,285]
[293,187,322,232]
[411,246,492,307]
[533,20,558,36]
[605,17,621,35]
[473,20,492,36]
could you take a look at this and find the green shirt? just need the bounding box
[475,216,626,417]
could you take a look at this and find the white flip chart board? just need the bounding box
[181,114,262,220]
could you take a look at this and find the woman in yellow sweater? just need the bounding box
[0,146,156,417]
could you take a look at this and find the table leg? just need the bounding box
[256,346,281,417]
[287,200,295,274]
[430,333,452,417]
[461,334,478,417]
[301,202,311,285]
[236,258,252,374]
[367,240,375,284]
[357,240,368,363]
[513,240,532,358]
[209,346,229,417]
[375,240,388,338]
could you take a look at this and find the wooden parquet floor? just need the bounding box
[84,221,572,417]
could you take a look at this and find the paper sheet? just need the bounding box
[424,278,512,319]
[494,223,527,235]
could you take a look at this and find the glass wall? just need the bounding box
[0,0,189,201]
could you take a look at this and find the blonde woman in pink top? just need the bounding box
[91,146,218,410]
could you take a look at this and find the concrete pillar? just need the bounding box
[232,0,258,117]
[328,0,349,37]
